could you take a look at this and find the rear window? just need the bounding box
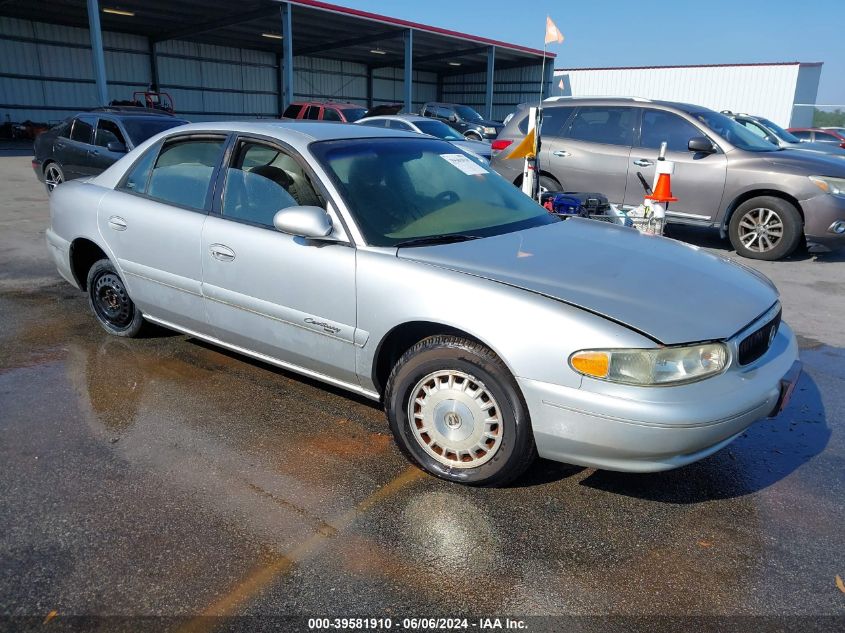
[70,117,94,144]
[342,108,367,122]
[121,118,188,146]
[283,104,304,118]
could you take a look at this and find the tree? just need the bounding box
[813,109,845,127]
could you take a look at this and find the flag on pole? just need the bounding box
[505,127,536,160]
[545,16,564,45]
[558,78,564,90]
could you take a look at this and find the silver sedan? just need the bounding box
[46,121,801,486]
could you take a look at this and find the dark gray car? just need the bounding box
[32,108,188,193]
[420,102,502,141]
[491,97,845,260]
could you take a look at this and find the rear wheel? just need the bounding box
[86,259,145,337]
[44,162,64,194]
[464,131,483,141]
[728,196,802,260]
[385,335,536,487]
[538,174,563,194]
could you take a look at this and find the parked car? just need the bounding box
[723,112,845,157]
[357,114,492,161]
[281,101,368,123]
[787,127,845,149]
[491,97,845,260]
[47,120,801,486]
[420,102,502,140]
[32,108,188,193]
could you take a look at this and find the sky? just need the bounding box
[330,0,845,107]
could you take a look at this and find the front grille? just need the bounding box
[738,309,782,366]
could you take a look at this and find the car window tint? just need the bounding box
[387,120,411,130]
[147,138,225,210]
[95,119,126,147]
[360,119,387,128]
[435,106,453,119]
[639,110,701,151]
[813,131,839,144]
[537,107,573,137]
[70,117,94,144]
[565,107,635,146]
[323,108,342,122]
[121,118,188,146]
[282,104,303,118]
[792,130,812,141]
[306,106,321,120]
[222,141,321,227]
[119,143,159,195]
[55,120,72,138]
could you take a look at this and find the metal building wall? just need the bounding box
[553,64,817,127]
[443,64,545,122]
[372,67,436,112]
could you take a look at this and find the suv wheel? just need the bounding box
[464,130,483,141]
[728,196,803,260]
[538,175,563,193]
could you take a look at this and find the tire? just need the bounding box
[464,131,483,141]
[86,259,145,337]
[384,335,536,487]
[538,175,563,193]
[728,196,803,260]
[44,162,65,194]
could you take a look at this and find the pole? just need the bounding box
[281,2,293,111]
[86,0,109,106]
[404,29,413,113]
[484,46,495,120]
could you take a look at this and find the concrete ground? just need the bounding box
[1,155,843,631]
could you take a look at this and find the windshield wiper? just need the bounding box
[393,234,482,248]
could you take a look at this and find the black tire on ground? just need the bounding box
[728,196,803,261]
[464,131,483,141]
[86,259,145,337]
[384,335,536,487]
[538,174,563,193]
[43,162,65,194]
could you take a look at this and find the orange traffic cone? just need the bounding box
[646,172,677,203]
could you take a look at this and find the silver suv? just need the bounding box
[490,97,845,260]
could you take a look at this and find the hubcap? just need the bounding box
[738,207,784,252]
[92,272,133,328]
[45,165,63,192]
[408,370,503,469]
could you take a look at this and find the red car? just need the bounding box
[786,127,845,149]
[281,101,367,123]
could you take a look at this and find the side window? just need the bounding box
[146,137,226,210]
[639,110,702,151]
[119,143,159,194]
[792,130,812,141]
[422,106,433,117]
[564,107,635,146]
[305,106,321,120]
[282,104,303,118]
[322,108,342,122]
[360,119,387,128]
[739,120,768,139]
[813,131,838,144]
[435,106,453,120]
[538,107,574,137]
[387,120,411,130]
[95,119,126,148]
[56,119,72,139]
[70,117,94,144]
[222,140,323,228]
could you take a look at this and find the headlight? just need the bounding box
[569,343,728,386]
[483,127,496,135]
[809,175,845,196]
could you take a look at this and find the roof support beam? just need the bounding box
[293,28,404,57]
[152,6,279,43]
[370,45,489,70]
[148,38,159,91]
[404,29,413,114]
[86,0,108,106]
[484,46,495,119]
[281,1,293,111]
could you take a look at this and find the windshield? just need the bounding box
[455,106,484,122]
[415,120,464,141]
[691,111,777,152]
[758,118,800,143]
[122,118,189,146]
[311,138,556,247]
[343,108,367,122]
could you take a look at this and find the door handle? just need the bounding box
[108,215,127,231]
[209,244,235,262]
[633,159,654,167]
[87,149,99,156]
[552,150,571,158]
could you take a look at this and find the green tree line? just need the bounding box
[813,108,845,127]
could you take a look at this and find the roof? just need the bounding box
[172,120,423,142]
[0,0,551,74]
[557,61,823,72]
[290,101,367,110]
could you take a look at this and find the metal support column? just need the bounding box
[436,73,443,102]
[86,0,108,106]
[281,2,293,111]
[275,53,284,115]
[366,66,374,109]
[148,38,159,91]
[542,56,554,100]
[403,29,413,113]
[484,46,495,120]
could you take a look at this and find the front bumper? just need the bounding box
[802,193,845,252]
[518,322,800,473]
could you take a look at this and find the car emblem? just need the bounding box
[768,323,777,346]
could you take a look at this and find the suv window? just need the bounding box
[70,117,95,144]
[222,140,322,228]
[283,104,303,118]
[518,106,574,135]
[435,106,453,119]
[323,108,342,122]
[564,107,635,146]
[639,110,703,151]
[95,118,126,148]
[146,137,226,210]
[305,106,321,120]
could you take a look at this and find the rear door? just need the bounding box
[61,115,96,179]
[89,117,129,174]
[97,133,228,333]
[625,109,727,221]
[541,105,635,203]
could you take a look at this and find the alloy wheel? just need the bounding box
[44,164,63,192]
[737,207,784,253]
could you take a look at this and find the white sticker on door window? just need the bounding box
[440,153,488,175]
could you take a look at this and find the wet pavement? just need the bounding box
[1,156,844,630]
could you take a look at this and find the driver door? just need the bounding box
[200,136,358,383]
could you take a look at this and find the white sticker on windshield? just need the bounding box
[440,153,488,175]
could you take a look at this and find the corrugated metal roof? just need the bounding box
[557,61,823,72]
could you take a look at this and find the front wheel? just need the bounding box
[86,259,145,337]
[464,131,483,141]
[728,197,803,260]
[384,336,536,486]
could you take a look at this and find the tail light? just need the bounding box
[491,139,513,152]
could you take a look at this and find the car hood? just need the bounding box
[450,139,492,157]
[786,141,845,156]
[760,148,845,174]
[397,219,778,345]
[476,119,503,128]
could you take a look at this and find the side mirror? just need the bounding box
[764,135,779,145]
[449,114,458,123]
[688,136,716,154]
[273,205,335,240]
[107,141,127,153]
